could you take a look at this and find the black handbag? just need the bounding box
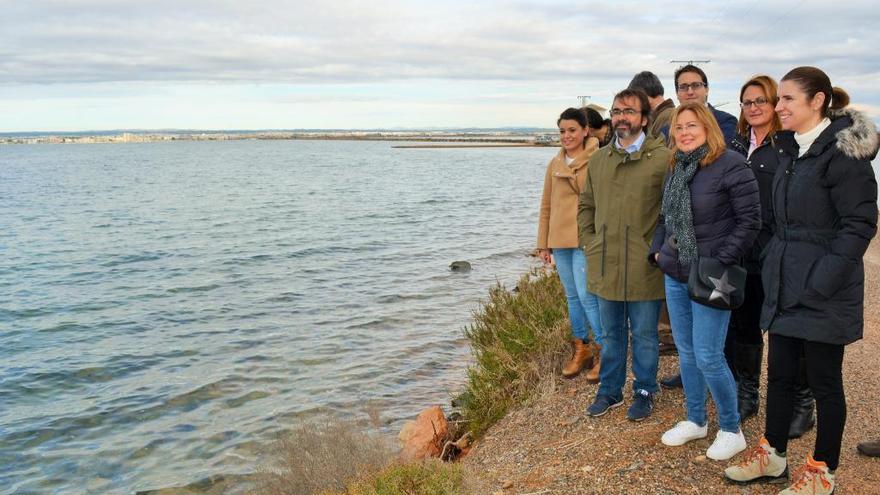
[687,256,747,310]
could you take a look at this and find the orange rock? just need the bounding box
[398,405,448,460]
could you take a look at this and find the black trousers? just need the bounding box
[765,333,846,470]
[730,273,765,345]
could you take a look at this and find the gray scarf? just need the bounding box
[662,145,707,264]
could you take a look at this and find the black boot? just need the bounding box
[735,342,762,421]
[788,380,815,439]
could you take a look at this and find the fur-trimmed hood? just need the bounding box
[829,106,879,160]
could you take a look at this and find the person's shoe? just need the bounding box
[661,420,708,446]
[707,429,747,460]
[788,384,815,439]
[777,456,835,495]
[585,343,601,383]
[858,438,880,457]
[724,436,788,484]
[586,394,623,417]
[561,338,594,378]
[658,341,678,355]
[660,373,683,389]
[626,389,653,422]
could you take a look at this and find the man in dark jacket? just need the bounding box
[674,64,737,143]
[628,70,675,140]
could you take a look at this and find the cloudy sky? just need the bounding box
[2,0,878,131]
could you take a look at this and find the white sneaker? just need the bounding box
[706,429,747,460]
[661,420,708,446]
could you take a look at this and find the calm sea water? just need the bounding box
[0,140,551,494]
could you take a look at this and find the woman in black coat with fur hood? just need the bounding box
[725,66,878,495]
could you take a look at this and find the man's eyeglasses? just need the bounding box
[610,108,639,117]
[676,82,707,92]
[740,97,770,109]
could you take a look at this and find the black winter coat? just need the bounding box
[650,149,761,282]
[760,108,879,345]
[730,130,794,273]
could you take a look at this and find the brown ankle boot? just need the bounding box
[562,339,593,378]
[585,343,601,383]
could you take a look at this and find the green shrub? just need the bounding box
[457,268,570,437]
[347,460,464,495]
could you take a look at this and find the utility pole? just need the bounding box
[670,59,710,67]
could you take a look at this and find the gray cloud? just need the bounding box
[3,0,874,87]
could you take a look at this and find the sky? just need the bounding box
[2,0,879,132]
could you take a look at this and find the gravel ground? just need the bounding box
[462,241,880,495]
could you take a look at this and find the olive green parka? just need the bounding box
[577,135,670,301]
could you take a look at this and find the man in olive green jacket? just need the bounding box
[578,89,670,422]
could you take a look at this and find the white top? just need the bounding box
[794,117,832,157]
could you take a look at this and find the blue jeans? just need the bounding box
[665,275,740,432]
[596,297,661,400]
[553,248,603,346]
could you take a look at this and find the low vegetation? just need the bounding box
[252,419,465,495]
[456,268,570,437]
[255,267,571,494]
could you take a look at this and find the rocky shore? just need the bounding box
[460,241,880,495]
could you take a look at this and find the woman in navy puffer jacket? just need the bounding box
[649,102,760,461]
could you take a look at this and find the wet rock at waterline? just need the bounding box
[398,405,448,461]
[450,261,472,272]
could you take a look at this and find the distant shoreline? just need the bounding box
[0,131,558,146]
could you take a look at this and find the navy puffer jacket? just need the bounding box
[650,149,761,282]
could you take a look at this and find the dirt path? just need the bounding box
[463,241,880,495]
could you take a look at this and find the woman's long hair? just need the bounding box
[736,75,782,137]
[668,102,726,167]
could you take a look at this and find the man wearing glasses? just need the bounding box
[674,64,738,143]
[578,89,670,422]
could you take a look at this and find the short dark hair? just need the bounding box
[628,71,664,98]
[781,66,850,117]
[674,64,708,87]
[557,107,588,128]
[612,89,650,119]
[583,107,606,129]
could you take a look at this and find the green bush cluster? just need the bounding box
[457,268,570,437]
[346,460,464,495]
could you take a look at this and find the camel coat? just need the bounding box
[537,138,600,249]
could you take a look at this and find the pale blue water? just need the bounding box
[0,140,550,494]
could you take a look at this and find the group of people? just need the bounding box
[536,64,879,494]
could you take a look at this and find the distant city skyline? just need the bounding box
[2,0,879,132]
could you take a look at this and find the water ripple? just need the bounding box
[0,139,548,493]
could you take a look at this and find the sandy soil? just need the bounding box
[463,241,880,495]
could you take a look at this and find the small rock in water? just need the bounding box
[450,260,472,272]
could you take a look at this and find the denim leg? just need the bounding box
[553,248,587,342]
[627,299,662,394]
[572,249,603,346]
[691,301,739,432]
[665,275,707,426]
[596,297,626,401]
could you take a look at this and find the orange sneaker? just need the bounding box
[778,456,835,495]
[724,436,788,484]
